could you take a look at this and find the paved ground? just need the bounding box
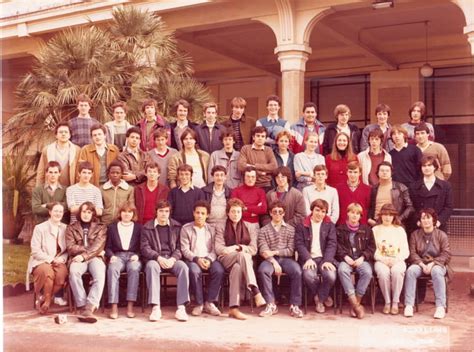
[4,272,474,351]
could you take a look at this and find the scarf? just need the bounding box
[224,219,251,246]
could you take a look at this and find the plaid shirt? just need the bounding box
[70,116,100,147]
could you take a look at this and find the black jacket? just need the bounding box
[202,182,232,203]
[368,181,414,223]
[169,121,198,150]
[194,123,225,154]
[322,122,361,155]
[295,217,337,265]
[105,222,142,258]
[140,218,182,261]
[336,223,375,262]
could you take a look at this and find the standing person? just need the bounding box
[357,128,392,186]
[290,102,326,154]
[336,203,375,319]
[325,132,357,187]
[66,202,107,323]
[169,99,198,151]
[78,124,120,187]
[207,130,241,189]
[258,201,304,318]
[195,102,225,154]
[256,95,290,147]
[117,127,151,186]
[293,133,325,191]
[389,125,423,186]
[140,200,190,322]
[69,94,100,148]
[134,162,169,224]
[222,97,256,151]
[360,103,394,152]
[100,160,134,225]
[27,202,68,314]
[202,165,231,227]
[36,121,81,187]
[415,123,451,180]
[323,104,361,156]
[302,165,339,223]
[404,209,451,319]
[238,126,278,191]
[273,131,296,188]
[104,101,132,151]
[168,128,209,189]
[105,201,142,319]
[180,201,225,317]
[147,128,178,186]
[136,98,170,151]
[215,198,266,320]
[373,204,409,315]
[295,198,337,314]
[402,101,435,144]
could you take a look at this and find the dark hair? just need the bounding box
[377,203,401,226]
[55,121,71,135]
[79,201,98,222]
[177,163,193,176]
[107,160,124,174]
[145,161,161,174]
[251,126,267,138]
[90,123,107,136]
[273,166,292,185]
[116,201,138,221]
[76,94,92,106]
[266,95,281,107]
[310,199,328,212]
[243,166,257,176]
[414,123,430,134]
[329,132,355,161]
[226,198,245,214]
[419,208,438,227]
[46,160,62,173]
[203,102,218,113]
[420,155,439,171]
[368,128,384,142]
[111,101,128,113]
[211,165,227,176]
[155,200,171,211]
[46,201,65,212]
[375,103,391,116]
[194,200,211,214]
[141,98,157,112]
[180,127,197,145]
[313,164,328,174]
[219,129,236,142]
[269,200,286,213]
[376,161,393,177]
[78,161,94,173]
[174,99,190,111]
[126,127,141,138]
[153,128,169,140]
[409,101,426,120]
[347,161,361,172]
[303,102,317,113]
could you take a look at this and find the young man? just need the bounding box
[202,165,231,227]
[104,101,133,150]
[290,102,326,154]
[302,165,339,223]
[415,123,452,180]
[117,127,152,186]
[78,124,120,187]
[402,101,435,144]
[207,130,241,189]
[256,95,290,146]
[168,164,205,225]
[180,200,225,316]
[169,99,198,151]
[147,128,178,186]
[238,126,278,191]
[195,102,225,154]
[257,201,304,318]
[36,121,81,187]
[322,104,361,155]
[69,94,100,148]
[32,161,67,224]
[295,199,337,313]
[357,128,392,186]
[66,161,103,223]
[360,103,394,152]
[222,97,256,151]
[336,161,371,225]
[389,124,422,186]
[136,98,170,151]
[100,160,134,225]
[134,162,170,224]
[141,200,190,322]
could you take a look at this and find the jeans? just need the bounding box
[404,264,447,308]
[338,261,373,296]
[186,260,224,305]
[258,257,302,306]
[302,257,337,302]
[107,252,142,304]
[69,257,106,308]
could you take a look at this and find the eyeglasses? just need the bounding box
[271,210,284,215]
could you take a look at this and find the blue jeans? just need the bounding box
[302,258,336,302]
[338,261,373,296]
[186,260,224,305]
[258,257,302,306]
[69,257,106,308]
[404,264,447,308]
[107,252,142,304]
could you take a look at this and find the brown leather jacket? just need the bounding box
[66,221,107,263]
[408,228,451,267]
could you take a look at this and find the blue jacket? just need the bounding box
[295,216,337,265]
[290,117,326,154]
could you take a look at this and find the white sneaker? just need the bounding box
[149,305,162,321]
[191,304,203,316]
[203,302,221,316]
[54,297,68,306]
[434,307,446,319]
[175,306,188,322]
[259,303,278,317]
[404,305,414,317]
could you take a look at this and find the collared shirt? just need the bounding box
[193,225,209,257]
[95,144,108,157]
[394,142,408,152]
[176,120,189,129]
[310,219,323,258]
[251,143,265,151]
[178,184,194,193]
[271,220,286,233]
[417,141,433,153]
[347,181,360,192]
[154,219,170,227]
[44,183,63,194]
[266,116,280,123]
[125,146,141,160]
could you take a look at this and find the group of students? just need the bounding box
[27,93,453,323]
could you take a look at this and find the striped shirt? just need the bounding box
[66,183,104,222]
[257,222,295,260]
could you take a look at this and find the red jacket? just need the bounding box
[136,116,171,151]
[335,182,371,225]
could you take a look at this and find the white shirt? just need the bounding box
[424,176,436,191]
[194,226,209,257]
[279,152,289,166]
[118,222,134,251]
[310,220,323,258]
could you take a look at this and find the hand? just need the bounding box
[321,262,336,271]
[261,250,274,260]
[158,256,172,269]
[345,256,355,266]
[423,262,434,275]
[272,261,282,276]
[109,256,118,263]
[52,257,64,264]
[130,255,139,262]
[303,258,316,270]
[223,245,239,255]
[353,257,364,268]
[72,255,84,263]
[368,219,376,227]
[197,258,209,270]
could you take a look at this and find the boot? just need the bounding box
[348,295,365,319]
[228,307,248,320]
[126,301,135,318]
[109,303,119,319]
[79,303,98,323]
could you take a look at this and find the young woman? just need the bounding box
[325,132,357,187]
[106,201,142,319]
[402,101,435,144]
[105,101,132,150]
[273,130,296,187]
[322,104,361,155]
[293,132,325,190]
[373,204,409,315]
[27,202,68,314]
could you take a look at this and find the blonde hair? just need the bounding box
[347,202,363,215]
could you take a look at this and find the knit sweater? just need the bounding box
[238,144,278,188]
[373,225,409,262]
[418,142,452,180]
[231,184,267,223]
[262,187,306,228]
[293,152,325,189]
[258,222,295,261]
[325,155,357,188]
[168,187,205,225]
[389,144,422,186]
[302,185,339,223]
[335,182,371,225]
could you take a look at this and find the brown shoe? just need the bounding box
[109,304,118,319]
[126,301,135,318]
[79,303,98,323]
[229,308,247,320]
[254,293,266,308]
[382,304,391,314]
[348,295,364,319]
[390,304,399,315]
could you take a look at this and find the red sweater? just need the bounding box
[231,184,267,223]
[325,155,356,188]
[336,182,371,225]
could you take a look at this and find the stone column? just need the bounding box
[464,24,474,55]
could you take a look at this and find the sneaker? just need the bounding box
[434,307,446,319]
[203,302,221,316]
[404,305,414,317]
[289,305,304,318]
[259,303,278,317]
[149,305,162,321]
[323,296,334,308]
[191,304,203,316]
[175,306,188,322]
[54,297,68,306]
